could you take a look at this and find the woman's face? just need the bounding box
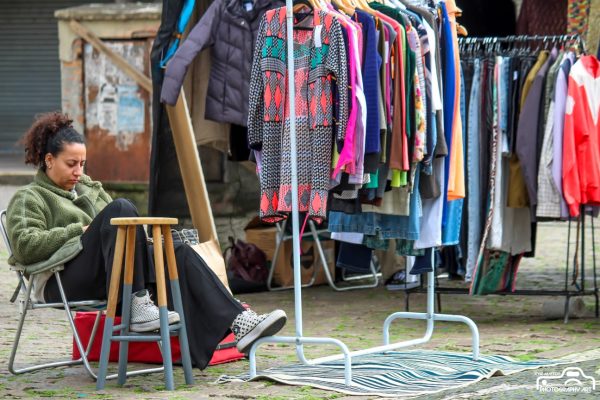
[45,142,87,191]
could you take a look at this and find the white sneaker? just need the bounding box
[231,309,287,353]
[129,289,180,333]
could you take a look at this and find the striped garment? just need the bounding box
[247,7,348,223]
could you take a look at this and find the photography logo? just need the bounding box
[536,367,596,394]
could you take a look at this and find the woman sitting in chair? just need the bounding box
[6,111,286,369]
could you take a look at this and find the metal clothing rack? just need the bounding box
[265,219,380,291]
[403,33,597,324]
[247,1,480,386]
[404,211,599,324]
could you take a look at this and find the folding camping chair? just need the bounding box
[0,209,163,380]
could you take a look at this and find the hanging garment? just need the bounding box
[562,55,600,217]
[444,0,465,202]
[355,9,381,155]
[515,48,558,219]
[471,250,523,295]
[149,0,189,220]
[442,61,466,246]
[507,50,548,208]
[332,13,361,179]
[536,52,567,219]
[369,2,409,174]
[488,57,532,256]
[248,7,349,223]
[464,57,482,280]
[161,0,284,126]
[553,53,577,218]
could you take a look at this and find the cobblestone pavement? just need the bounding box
[0,222,599,399]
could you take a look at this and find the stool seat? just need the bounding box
[96,217,193,391]
[110,217,178,226]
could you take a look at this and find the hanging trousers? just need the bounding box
[45,198,245,369]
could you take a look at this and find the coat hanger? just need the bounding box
[329,0,352,14]
[293,0,314,12]
[354,0,377,16]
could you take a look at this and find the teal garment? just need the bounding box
[159,0,196,67]
[7,170,112,274]
[364,170,379,189]
[471,250,522,295]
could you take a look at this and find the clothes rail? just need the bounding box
[458,34,587,54]
[246,0,480,386]
[459,34,583,43]
[410,34,597,323]
[403,201,599,325]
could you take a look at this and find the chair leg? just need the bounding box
[117,283,133,385]
[117,225,137,385]
[56,273,99,381]
[8,281,34,374]
[78,310,104,380]
[8,277,85,375]
[162,224,193,385]
[159,306,175,390]
[153,225,174,390]
[97,226,127,390]
[96,316,116,390]
[169,279,194,385]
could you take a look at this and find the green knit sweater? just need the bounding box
[7,170,112,274]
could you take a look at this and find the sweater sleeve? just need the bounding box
[160,0,221,105]
[325,17,349,146]
[247,14,268,151]
[6,189,84,266]
[97,182,113,205]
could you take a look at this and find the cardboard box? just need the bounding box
[244,224,335,287]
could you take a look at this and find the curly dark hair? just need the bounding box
[21,111,84,170]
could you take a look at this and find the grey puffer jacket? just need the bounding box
[161,0,283,126]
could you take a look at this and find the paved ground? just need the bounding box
[0,217,599,399]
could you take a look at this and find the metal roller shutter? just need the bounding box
[0,0,111,153]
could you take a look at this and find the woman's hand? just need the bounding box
[83,225,89,232]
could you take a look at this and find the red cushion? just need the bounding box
[72,312,244,365]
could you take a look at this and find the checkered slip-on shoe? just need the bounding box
[231,309,287,353]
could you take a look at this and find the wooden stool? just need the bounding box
[96,218,193,390]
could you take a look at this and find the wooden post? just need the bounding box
[165,93,219,245]
[68,19,152,93]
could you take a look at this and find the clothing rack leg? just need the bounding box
[564,218,572,324]
[591,214,599,318]
[581,207,586,294]
[381,250,479,360]
[434,273,442,313]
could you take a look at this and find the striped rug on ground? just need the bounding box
[217,350,570,397]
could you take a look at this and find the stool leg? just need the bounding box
[152,225,174,390]
[118,226,137,385]
[97,226,127,390]
[163,225,194,385]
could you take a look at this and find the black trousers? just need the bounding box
[45,199,245,369]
